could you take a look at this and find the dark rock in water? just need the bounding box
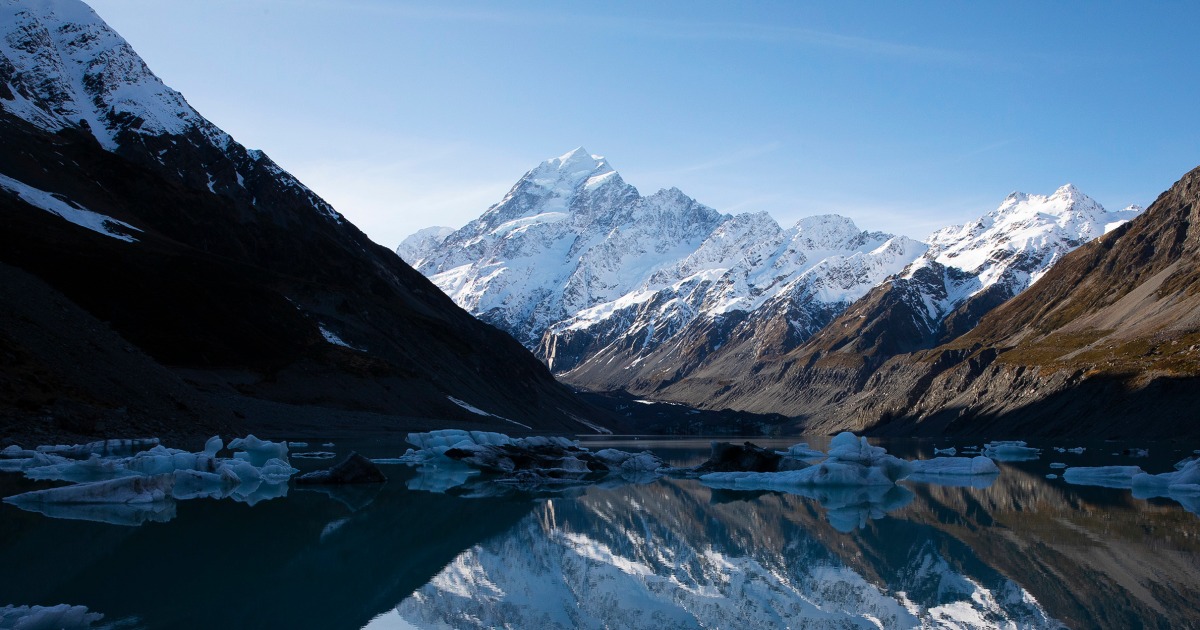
[694,442,788,474]
[295,452,387,485]
[439,436,662,484]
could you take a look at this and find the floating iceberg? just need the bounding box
[292,451,338,459]
[905,457,1000,487]
[983,441,1041,462]
[908,456,999,477]
[1131,459,1200,495]
[933,447,957,456]
[33,438,160,458]
[398,430,664,490]
[0,604,106,629]
[5,473,177,505]
[701,433,913,489]
[1062,460,1200,515]
[1,435,298,525]
[777,443,826,461]
[228,435,289,467]
[1062,466,1144,489]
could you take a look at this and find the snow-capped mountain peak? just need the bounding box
[898,184,1141,335]
[0,0,228,150]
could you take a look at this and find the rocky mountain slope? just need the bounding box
[0,0,608,442]
[688,165,1200,438]
[410,149,1138,405]
[406,149,926,391]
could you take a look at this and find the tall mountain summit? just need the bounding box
[0,0,607,442]
[406,150,1137,401]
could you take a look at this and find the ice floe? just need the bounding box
[0,604,107,629]
[982,441,1041,462]
[701,433,912,490]
[1062,466,1144,489]
[905,457,1001,488]
[1,434,298,525]
[292,451,338,460]
[1063,459,1200,515]
[398,430,665,491]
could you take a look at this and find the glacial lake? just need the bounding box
[2,435,1199,629]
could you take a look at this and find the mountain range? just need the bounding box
[3,0,1197,444]
[0,0,608,444]
[404,148,1185,436]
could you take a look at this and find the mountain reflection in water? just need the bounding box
[1,439,1198,629]
[382,444,1200,630]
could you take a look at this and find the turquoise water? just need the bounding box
[1,437,1198,629]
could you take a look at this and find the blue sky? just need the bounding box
[87,0,1200,247]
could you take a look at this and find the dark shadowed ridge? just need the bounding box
[0,3,612,444]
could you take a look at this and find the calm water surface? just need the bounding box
[2,436,1198,629]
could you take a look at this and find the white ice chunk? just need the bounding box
[228,434,290,466]
[1049,462,1067,469]
[778,443,826,460]
[0,604,104,628]
[35,438,160,458]
[933,447,957,456]
[1062,466,1144,489]
[0,445,33,458]
[292,451,337,459]
[704,433,911,488]
[4,473,175,504]
[907,456,999,477]
[593,449,662,474]
[1131,459,1200,493]
[405,429,515,459]
[23,453,143,483]
[203,436,223,457]
[983,441,1041,461]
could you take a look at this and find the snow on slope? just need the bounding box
[396,226,454,263]
[541,212,926,372]
[414,148,726,346]
[408,150,1133,385]
[0,171,141,241]
[898,184,1142,329]
[0,0,228,150]
[411,149,922,364]
[0,0,342,222]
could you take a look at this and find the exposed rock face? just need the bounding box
[693,165,1200,438]
[0,0,608,439]
[691,442,791,474]
[410,154,926,392]
[411,144,1136,409]
[296,452,387,485]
